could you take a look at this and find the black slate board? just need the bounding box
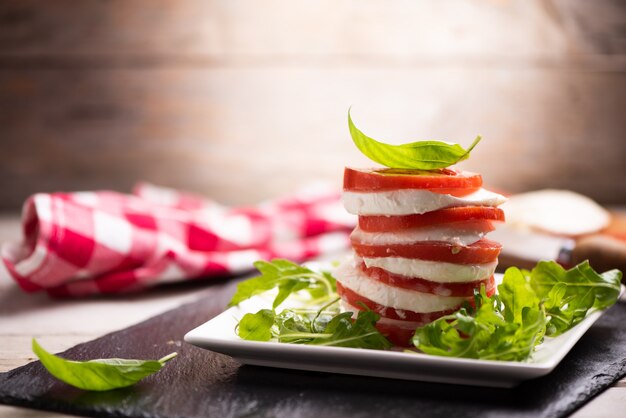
[1,278,626,418]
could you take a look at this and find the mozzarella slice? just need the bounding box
[342,188,507,215]
[351,223,490,247]
[360,256,497,283]
[334,260,466,313]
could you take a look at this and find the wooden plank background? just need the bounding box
[0,0,625,210]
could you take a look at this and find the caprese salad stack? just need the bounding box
[335,167,507,346]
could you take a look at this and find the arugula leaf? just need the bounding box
[412,260,620,361]
[528,260,622,336]
[310,310,392,349]
[32,339,176,391]
[229,259,336,309]
[498,267,541,324]
[413,287,547,361]
[235,282,392,350]
[348,109,481,170]
[237,309,275,341]
[274,309,321,343]
[231,259,388,347]
[239,306,392,350]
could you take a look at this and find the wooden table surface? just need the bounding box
[0,214,624,418]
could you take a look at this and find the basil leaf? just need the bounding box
[229,259,336,309]
[32,339,176,391]
[529,260,622,336]
[348,109,481,169]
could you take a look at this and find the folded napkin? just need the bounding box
[0,183,354,297]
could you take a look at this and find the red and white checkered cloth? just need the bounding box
[0,183,354,297]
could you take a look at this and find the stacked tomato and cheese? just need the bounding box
[335,167,507,346]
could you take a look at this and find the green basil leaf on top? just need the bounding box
[32,339,177,391]
[348,108,481,169]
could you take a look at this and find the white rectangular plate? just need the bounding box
[185,275,621,388]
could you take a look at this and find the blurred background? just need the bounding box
[1,0,625,210]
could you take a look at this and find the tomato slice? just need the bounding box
[360,264,495,297]
[375,321,420,347]
[351,238,502,264]
[358,206,505,232]
[344,167,482,196]
[337,282,459,322]
[342,301,423,346]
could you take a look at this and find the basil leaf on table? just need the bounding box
[32,339,177,391]
[348,108,481,169]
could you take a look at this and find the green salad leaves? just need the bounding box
[238,306,391,349]
[230,259,392,350]
[529,260,622,336]
[348,109,481,170]
[412,261,622,361]
[231,258,621,361]
[412,278,548,361]
[229,259,337,309]
[32,339,177,391]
